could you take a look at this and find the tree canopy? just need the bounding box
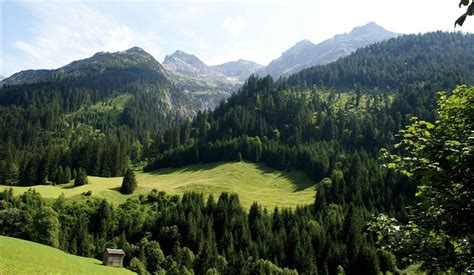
[376,85,473,272]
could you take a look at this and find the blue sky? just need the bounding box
[2,0,473,77]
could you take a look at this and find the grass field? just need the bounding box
[0,236,133,275]
[0,161,316,209]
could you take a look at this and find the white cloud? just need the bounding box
[223,16,248,39]
[6,2,162,75]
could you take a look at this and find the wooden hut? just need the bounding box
[103,248,125,267]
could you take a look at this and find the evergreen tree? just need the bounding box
[74,168,88,187]
[121,168,137,194]
[144,240,165,273]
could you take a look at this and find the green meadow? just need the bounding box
[0,161,316,209]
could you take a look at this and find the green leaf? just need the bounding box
[456,2,474,27]
[459,0,470,7]
[455,14,467,27]
[387,163,397,169]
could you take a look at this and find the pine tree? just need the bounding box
[74,168,88,187]
[121,168,137,194]
[63,167,71,183]
[314,184,327,213]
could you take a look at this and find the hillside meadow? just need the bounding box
[0,236,133,275]
[0,161,316,209]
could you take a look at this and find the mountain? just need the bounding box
[0,47,237,180]
[2,47,233,111]
[62,46,165,75]
[148,31,474,173]
[211,59,264,81]
[288,32,474,91]
[163,50,262,83]
[163,50,215,79]
[163,22,397,81]
[2,69,54,85]
[258,22,399,78]
[2,47,165,86]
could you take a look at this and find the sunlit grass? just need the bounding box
[1,161,316,209]
[0,236,133,275]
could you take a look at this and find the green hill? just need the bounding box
[0,46,235,187]
[0,161,315,209]
[0,236,133,274]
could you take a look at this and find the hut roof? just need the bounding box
[106,248,125,255]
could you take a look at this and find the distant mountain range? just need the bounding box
[211,60,264,81]
[158,22,398,81]
[1,47,236,119]
[257,22,399,78]
[162,50,263,82]
[2,22,397,88]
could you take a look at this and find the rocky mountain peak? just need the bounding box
[348,22,395,37]
[258,22,399,78]
[124,46,147,54]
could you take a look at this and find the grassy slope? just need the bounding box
[0,236,133,275]
[0,161,315,209]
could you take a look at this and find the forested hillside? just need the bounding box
[138,31,473,273]
[0,32,472,274]
[0,47,232,184]
[288,32,474,91]
[258,22,398,78]
[147,32,473,173]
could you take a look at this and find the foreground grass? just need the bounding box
[0,161,315,209]
[0,236,133,275]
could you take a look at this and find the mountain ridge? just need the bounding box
[3,22,397,86]
[163,50,217,79]
[162,50,264,82]
[257,22,399,78]
[211,59,264,81]
[2,46,165,85]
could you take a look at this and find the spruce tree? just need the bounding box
[64,167,71,183]
[121,168,137,194]
[74,168,88,187]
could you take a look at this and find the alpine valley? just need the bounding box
[1,18,473,275]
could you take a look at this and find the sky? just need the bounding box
[1,0,473,77]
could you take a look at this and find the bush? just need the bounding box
[128,257,147,274]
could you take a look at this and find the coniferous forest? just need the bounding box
[1,30,473,274]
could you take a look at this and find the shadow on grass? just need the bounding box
[61,184,78,189]
[146,161,316,192]
[242,162,315,192]
[109,186,122,193]
[264,169,315,192]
